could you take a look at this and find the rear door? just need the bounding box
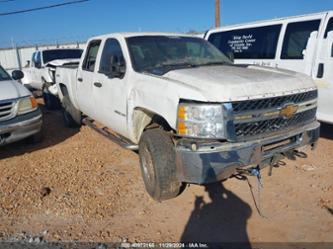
[278,19,322,75]
[314,14,333,123]
[76,39,102,118]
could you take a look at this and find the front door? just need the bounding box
[93,38,128,137]
[314,16,333,123]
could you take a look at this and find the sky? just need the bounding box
[1,0,333,48]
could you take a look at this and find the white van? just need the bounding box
[205,11,333,124]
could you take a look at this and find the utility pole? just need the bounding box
[215,0,221,27]
[11,38,22,70]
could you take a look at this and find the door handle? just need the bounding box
[317,63,324,78]
[78,78,83,82]
[94,82,103,88]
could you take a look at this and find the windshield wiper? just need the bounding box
[198,61,228,67]
[145,63,198,75]
[160,62,198,69]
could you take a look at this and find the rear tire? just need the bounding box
[62,95,81,128]
[42,83,61,110]
[139,128,183,201]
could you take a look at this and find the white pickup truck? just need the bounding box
[22,48,83,109]
[56,32,320,201]
[0,66,42,146]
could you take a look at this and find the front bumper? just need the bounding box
[175,121,320,184]
[0,109,43,145]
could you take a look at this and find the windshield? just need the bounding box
[0,66,11,81]
[43,49,83,64]
[126,36,232,75]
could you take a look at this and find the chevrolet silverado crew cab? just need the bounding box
[0,66,42,146]
[22,48,83,109]
[56,33,319,201]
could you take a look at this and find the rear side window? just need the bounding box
[324,18,333,38]
[208,25,282,59]
[281,20,321,59]
[82,40,101,72]
[99,38,125,74]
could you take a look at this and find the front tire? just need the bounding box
[139,128,183,201]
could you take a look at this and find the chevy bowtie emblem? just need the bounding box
[280,104,298,119]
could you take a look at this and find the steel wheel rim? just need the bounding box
[141,144,156,187]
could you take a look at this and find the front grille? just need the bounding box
[229,90,317,140]
[234,108,316,139]
[0,101,15,121]
[232,90,317,114]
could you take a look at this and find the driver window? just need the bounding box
[99,38,125,75]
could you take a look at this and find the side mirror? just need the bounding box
[109,55,126,78]
[12,70,24,80]
[303,31,318,60]
[326,31,333,58]
[35,62,42,69]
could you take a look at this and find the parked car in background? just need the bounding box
[205,10,333,124]
[0,65,42,146]
[22,48,83,109]
[56,32,319,201]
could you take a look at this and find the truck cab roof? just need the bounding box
[89,32,201,40]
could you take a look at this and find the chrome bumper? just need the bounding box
[0,109,42,145]
[175,121,320,184]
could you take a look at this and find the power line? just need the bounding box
[0,0,90,16]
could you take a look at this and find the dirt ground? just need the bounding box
[0,101,332,244]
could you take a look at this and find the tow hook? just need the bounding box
[249,166,263,187]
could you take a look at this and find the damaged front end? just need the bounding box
[174,90,320,184]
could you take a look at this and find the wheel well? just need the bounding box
[132,108,173,142]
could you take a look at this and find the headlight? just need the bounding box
[177,102,224,138]
[17,96,38,115]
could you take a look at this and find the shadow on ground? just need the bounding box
[0,103,79,160]
[181,182,252,247]
[320,122,333,140]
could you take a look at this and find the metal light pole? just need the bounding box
[215,0,221,27]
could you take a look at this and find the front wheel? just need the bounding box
[139,128,183,201]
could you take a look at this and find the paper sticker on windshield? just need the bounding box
[228,34,256,53]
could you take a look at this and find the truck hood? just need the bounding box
[162,65,316,102]
[0,80,31,100]
[45,58,80,67]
